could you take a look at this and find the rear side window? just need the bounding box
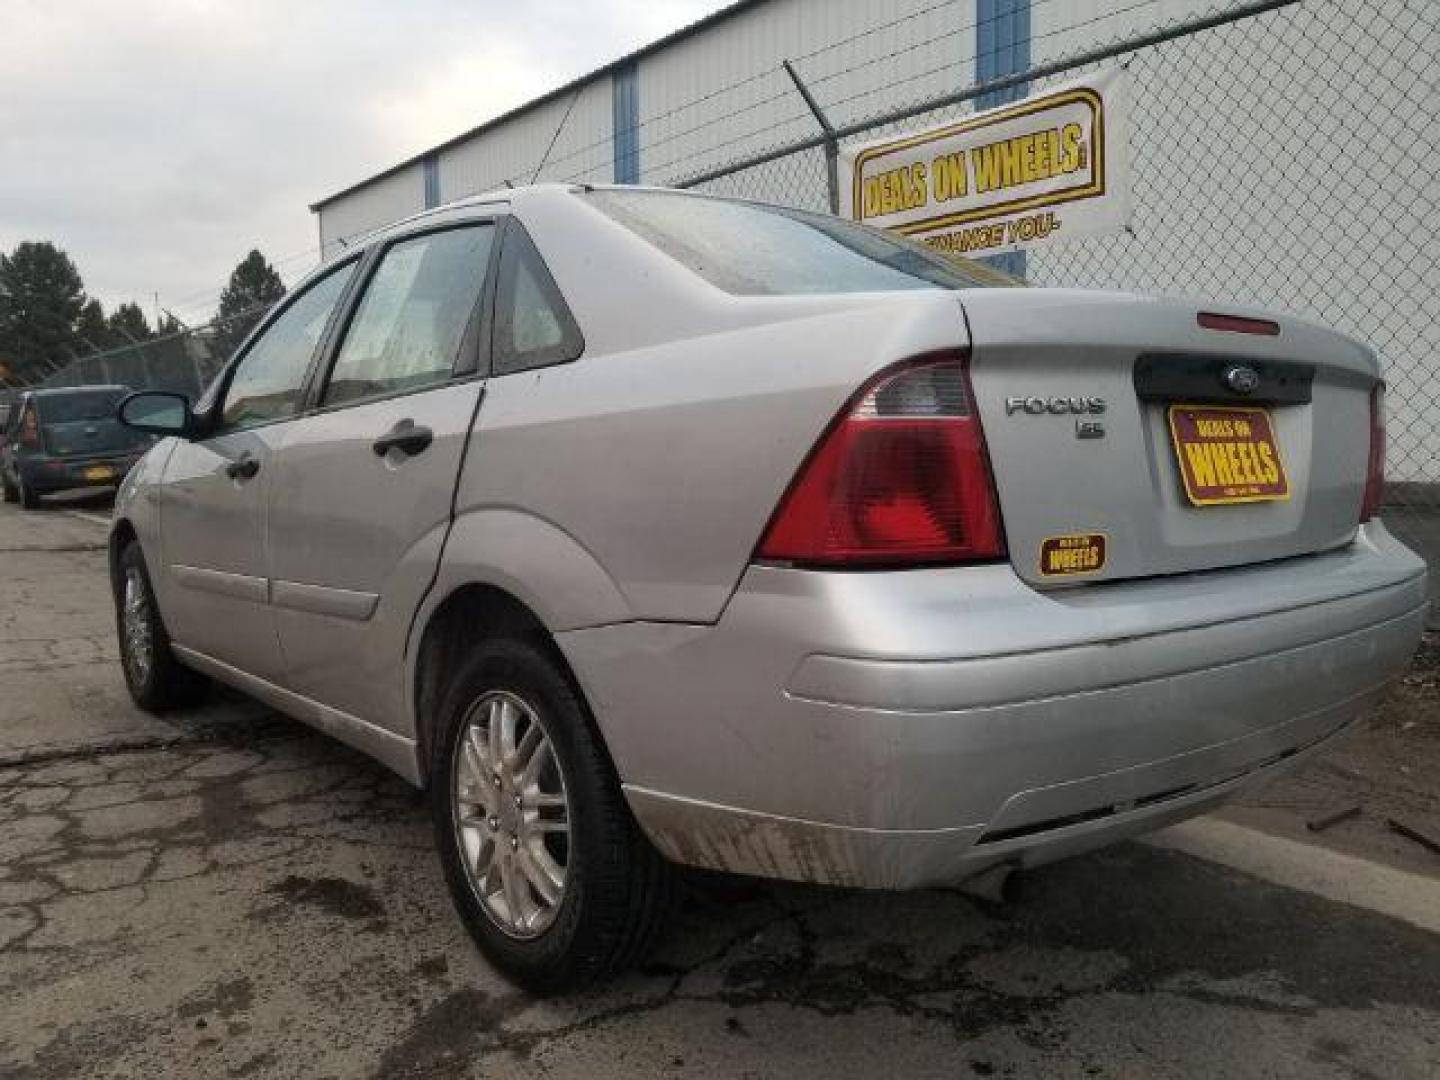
[35,390,126,423]
[585,188,1017,295]
[221,260,356,430]
[492,224,583,376]
[322,224,495,408]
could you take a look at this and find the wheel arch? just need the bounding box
[411,581,611,790]
[108,518,139,599]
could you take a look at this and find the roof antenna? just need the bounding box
[530,87,581,184]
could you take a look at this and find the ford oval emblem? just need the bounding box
[1222,365,1260,395]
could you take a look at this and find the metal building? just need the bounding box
[311,0,1113,255]
[309,0,1437,491]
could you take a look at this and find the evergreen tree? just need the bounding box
[213,250,285,359]
[107,301,153,344]
[0,241,86,380]
[75,299,112,354]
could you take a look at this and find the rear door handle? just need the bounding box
[373,419,433,458]
[224,453,260,480]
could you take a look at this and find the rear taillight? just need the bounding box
[19,407,40,449]
[757,353,1005,567]
[1360,382,1385,522]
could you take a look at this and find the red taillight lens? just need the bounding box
[19,407,40,449]
[757,354,1005,566]
[1360,383,1385,522]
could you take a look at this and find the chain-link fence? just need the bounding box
[674,0,1438,515]
[18,0,1432,527]
[25,302,278,400]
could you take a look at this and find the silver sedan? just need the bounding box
[110,185,1427,990]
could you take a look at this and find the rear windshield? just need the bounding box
[36,390,126,424]
[584,188,1019,296]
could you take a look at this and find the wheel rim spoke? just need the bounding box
[122,569,152,682]
[451,689,571,940]
[519,738,552,790]
[517,841,564,906]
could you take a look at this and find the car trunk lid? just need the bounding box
[960,288,1378,587]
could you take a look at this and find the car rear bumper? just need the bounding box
[20,455,136,492]
[558,522,1428,889]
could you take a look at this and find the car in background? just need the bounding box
[2,385,148,508]
[107,185,1426,991]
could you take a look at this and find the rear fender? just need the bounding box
[403,507,632,739]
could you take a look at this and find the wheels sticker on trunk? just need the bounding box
[1039,533,1107,577]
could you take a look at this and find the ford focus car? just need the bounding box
[109,185,1427,991]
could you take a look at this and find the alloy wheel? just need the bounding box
[122,567,153,686]
[452,690,572,939]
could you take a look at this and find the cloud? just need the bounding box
[0,0,725,322]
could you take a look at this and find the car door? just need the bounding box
[157,258,359,681]
[265,220,499,726]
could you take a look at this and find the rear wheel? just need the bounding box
[116,540,208,710]
[431,638,671,993]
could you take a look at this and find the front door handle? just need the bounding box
[225,453,260,480]
[373,419,434,458]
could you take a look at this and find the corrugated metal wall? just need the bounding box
[635,0,977,185]
[315,0,986,247]
[318,163,425,260]
[438,78,613,200]
[1029,0,1220,63]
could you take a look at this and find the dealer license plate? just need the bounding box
[1167,404,1289,506]
[84,465,115,482]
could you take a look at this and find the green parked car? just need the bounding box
[1,386,148,509]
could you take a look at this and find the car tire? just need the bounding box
[115,539,209,711]
[431,637,672,993]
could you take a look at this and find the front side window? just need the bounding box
[220,261,356,430]
[584,188,1019,295]
[492,225,583,375]
[322,225,494,408]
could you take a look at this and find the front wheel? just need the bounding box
[431,638,671,993]
[115,540,209,711]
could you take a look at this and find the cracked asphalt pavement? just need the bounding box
[2,498,1438,1078]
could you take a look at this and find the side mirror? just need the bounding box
[118,391,193,437]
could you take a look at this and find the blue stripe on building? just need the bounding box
[612,61,640,184]
[422,153,440,209]
[976,0,1031,278]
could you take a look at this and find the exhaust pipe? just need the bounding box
[957,862,1022,905]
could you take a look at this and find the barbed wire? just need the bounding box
[490,0,1194,190]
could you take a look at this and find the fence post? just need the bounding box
[783,60,840,215]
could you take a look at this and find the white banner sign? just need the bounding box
[841,67,1131,257]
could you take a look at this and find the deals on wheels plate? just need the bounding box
[1168,404,1290,506]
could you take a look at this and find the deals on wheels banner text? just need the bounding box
[841,68,1131,257]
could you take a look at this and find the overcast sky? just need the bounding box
[0,0,726,325]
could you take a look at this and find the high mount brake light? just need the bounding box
[1197,311,1280,337]
[1361,383,1385,522]
[757,353,1005,567]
